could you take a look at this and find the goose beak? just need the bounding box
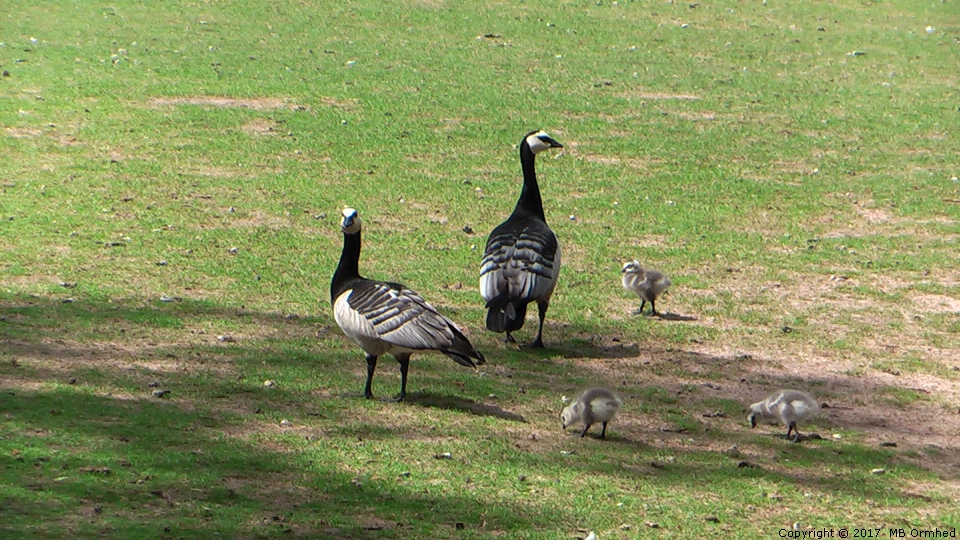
[748,413,757,428]
[541,135,563,149]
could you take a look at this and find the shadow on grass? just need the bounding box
[0,388,564,539]
[406,391,527,422]
[0,293,661,367]
[0,293,328,340]
[655,311,699,322]
[3,293,957,521]
[543,418,947,507]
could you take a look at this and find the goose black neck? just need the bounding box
[512,141,546,221]
[331,229,361,303]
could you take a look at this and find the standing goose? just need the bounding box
[331,208,486,401]
[480,130,563,348]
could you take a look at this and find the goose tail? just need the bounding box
[485,293,527,333]
[443,327,487,367]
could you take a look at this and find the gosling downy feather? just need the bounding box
[331,208,485,401]
[560,388,622,439]
[748,389,819,442]
[480,130,563,348]
[621,260,671,316]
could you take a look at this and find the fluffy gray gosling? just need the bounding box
[621,260,671,316]
[748,389,819,442]
[561,388,622,439]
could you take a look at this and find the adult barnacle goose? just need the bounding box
[331,208,486,401]
[480,130,563,348]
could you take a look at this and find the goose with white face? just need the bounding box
[330,207,486,401]
[341,207,361,234]
[525,130,563,155]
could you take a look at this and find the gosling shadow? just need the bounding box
[756,430,825,443]
[406,392,527,422]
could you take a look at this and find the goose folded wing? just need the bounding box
[480,238,513,302]
[505,227,559,300]
[481,226,559,301]
[348,281,457,350]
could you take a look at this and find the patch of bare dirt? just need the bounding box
[624,91,701,100]
[241,118,281,135]
[186,165,252,178]
[618,234,670,249]
[912,294,960,313]
[148,96,306,110]
[581,155,621,166]
[5,127,43,138]
[677,111,716,121]
[547,249,959,478]
[854,204,894,224]
[581,351,957,482]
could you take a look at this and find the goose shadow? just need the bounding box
[405,392,527,422]
[652,311,698,322]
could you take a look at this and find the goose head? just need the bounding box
[524,130,564,155]
[341,207,361,234]
[620,260,643,275]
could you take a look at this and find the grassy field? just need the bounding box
[2,0,959,537]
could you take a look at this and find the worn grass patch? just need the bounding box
[2,0,959,537]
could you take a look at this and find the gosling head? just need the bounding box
[341,207,361,234]
[524,130,563,155]
[621,260,643,275]
[747,402,763,428]
[560,404,576,430]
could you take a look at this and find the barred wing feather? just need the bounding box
[480,223,560,304]
[346,281,458,350]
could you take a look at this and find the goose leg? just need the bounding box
[532,300,549,348]
[600,422,608,439]
[579,423,591,438]
[363,354,378,399]
[788,421,801,442]
[395,354,411,402]
[633,300,647,315]
[504,332,517,343]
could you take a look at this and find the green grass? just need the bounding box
[2,0,959,537]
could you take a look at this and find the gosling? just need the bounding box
[621,260,671,316]
[560,388,622,439]
[748,389,819,442]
